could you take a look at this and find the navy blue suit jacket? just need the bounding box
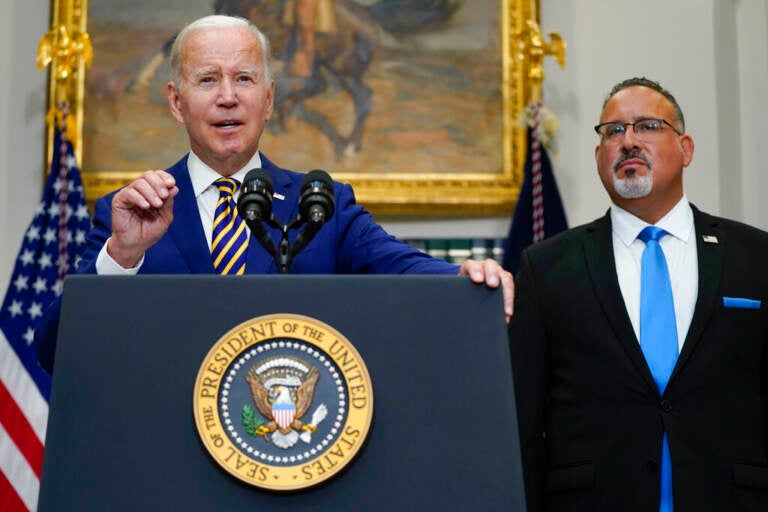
[82,153,456,275]
[36,153,457,370]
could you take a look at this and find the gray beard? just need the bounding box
[613,170,653,199]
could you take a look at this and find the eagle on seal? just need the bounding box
[245,366,320,446]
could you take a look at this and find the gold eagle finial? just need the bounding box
[516,19,566,102]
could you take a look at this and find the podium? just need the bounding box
[38,275,526,511]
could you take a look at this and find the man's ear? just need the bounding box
[680,133,694,167]
[167,82,184,124]
[264,80,276,121]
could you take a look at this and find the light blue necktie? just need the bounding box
[638,226,678,512]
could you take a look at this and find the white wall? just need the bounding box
[735,0,768,228]
[2,0,768,290]
[0,0,49,297]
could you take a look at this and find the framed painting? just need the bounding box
[47,0,541,215]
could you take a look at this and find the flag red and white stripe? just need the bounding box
[0,333,47,510]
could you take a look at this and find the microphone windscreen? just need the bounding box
[301,169,333,190]
[238,168,274,222]
[299,169,335,224]
[243,168,274,193]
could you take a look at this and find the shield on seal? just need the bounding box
[272,386,296,430]
[273,403,296,430]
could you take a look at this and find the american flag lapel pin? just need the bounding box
[702,235,719,244]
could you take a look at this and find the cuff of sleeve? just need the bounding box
[96,237,144,275]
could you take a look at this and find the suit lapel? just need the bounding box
[671,206,724,380]
[167,157,215,273]
[263,155,301,225]
[584,212,661,394]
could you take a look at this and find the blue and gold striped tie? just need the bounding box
[211,177,248,275]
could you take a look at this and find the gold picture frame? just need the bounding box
[46,0,543,215]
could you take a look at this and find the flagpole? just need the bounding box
[503,12,568,274]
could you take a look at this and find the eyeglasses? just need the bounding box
[594,118,683,144]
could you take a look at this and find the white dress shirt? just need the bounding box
[611,196,698,352]
[95,151,263,274]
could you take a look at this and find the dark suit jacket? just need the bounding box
[509,205,768,511]
[35,153,457,371]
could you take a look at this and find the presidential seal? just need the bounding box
[193,314,374,491]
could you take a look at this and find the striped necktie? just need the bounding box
[638,226,678,512]
[211,177,248,275]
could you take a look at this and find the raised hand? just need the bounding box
[107,170,179,268]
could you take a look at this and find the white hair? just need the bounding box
[169,15,273,91]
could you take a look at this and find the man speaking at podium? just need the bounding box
[35,14,513,373]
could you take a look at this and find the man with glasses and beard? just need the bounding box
[509,77,768,511]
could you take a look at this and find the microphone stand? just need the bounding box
[276,216,302,274]
[243,214,321,274]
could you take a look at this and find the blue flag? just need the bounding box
[502,126,568,274]
[0,125,90,510]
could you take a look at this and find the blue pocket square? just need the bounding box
[722,297,762,309]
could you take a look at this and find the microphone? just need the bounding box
[237,168,274,223]
[299,170,335,225]
[236,168,278,263]
[288,170,336,268]
[234,168,335,274]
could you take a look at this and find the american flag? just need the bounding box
[0,123,90,511]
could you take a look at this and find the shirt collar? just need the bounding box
[611,195,694,247]
[187,151,264,198]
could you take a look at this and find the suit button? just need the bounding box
[647,460,658,472]
[660,399,672,413]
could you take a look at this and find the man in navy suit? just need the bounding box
[36,14,513,372]
[509,77,768,511]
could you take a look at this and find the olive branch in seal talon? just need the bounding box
[241,404,267,440]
